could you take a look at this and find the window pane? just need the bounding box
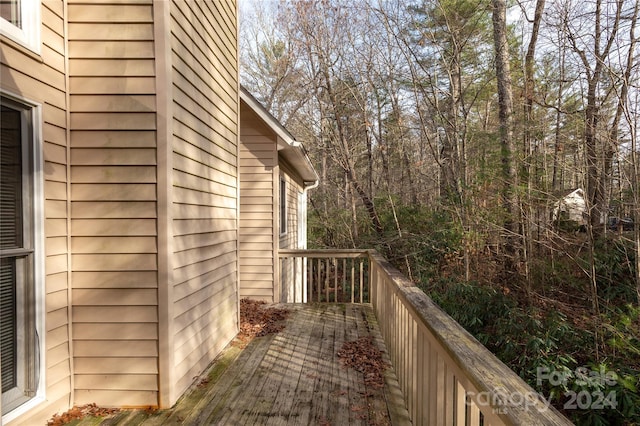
[0,0,20,27]
[0,258,17,393]
[0,105,23,249]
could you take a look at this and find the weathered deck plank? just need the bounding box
[344,304,367,424]
[79,304,410,426]
[264,310,315,425]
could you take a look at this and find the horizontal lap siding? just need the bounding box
[68,0,159,408]
[1,1,72,423]
[279,164,301,251]
[239,104,276,302]
[279,164,302,303]
[170,0,239,397]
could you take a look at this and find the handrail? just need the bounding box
[278,248,369,258]
[368,250,573,425]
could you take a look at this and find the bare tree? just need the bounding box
[564,0,624,230]
[520,0,546,294]
[492,0,520,272]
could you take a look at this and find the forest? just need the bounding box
[239,0,640,424]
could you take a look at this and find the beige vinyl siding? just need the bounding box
[279,162,302,250]
[68,0,159,408]
[239,104,276,302]
[169,0,239,398]
[279,163,306,303]
[1,1,72,424]
[4,0,241,417]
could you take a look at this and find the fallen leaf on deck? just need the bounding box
[234,299,291,348]
[47,403,120,426]
[337,336,388,389]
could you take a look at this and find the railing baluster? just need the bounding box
[307,256,312,302]
[419,328,428,426]
[411,318,417,423]
[445,364,455,426]
[359,259,363,303]
[350,260,355,303]
[325,258,329,302]
[429,340,437,425]
[467,400,480,426]
[332,257,338,303]
[316,258,321,303]
[455,380,466,426]
[342,257,347,302]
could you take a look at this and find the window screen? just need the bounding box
[1,99,38,414]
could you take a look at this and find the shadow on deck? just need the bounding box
[76,304,410,426]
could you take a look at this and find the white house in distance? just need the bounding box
[553,188,587,226]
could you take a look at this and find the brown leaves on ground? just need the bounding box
[337,336,388,389]
[47,403,120,426]
[234,298,290,347]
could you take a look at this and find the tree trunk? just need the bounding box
[551,33,564,194]
[440,46,462,205]
[522,0,545,295]
[492,0,519,270]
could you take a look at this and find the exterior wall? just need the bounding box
[168,0,239,400]
[279,161,302,251]
[68,0,159,408]
[1,1,72,424]
[2,0,240,419]
[279,162,304,303]
[238,103,277,302]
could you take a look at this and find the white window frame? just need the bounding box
[279,177,287,236]
[1,92,45,424]
[0,0,41,54]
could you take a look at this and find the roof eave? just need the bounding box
[240,86,319,189]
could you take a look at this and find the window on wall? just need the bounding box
[0,0,40,52]
[280,177,287,236]
[1,97,40,415]
[0,0,21,26]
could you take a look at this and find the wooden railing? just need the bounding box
[279,249,573,425]
[278,249,370,303]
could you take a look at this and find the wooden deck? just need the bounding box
[76,304,410,425]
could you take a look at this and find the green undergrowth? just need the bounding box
[310,201,640,424]
[428,279,639,425]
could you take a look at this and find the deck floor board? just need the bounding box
[91,304,410,426]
